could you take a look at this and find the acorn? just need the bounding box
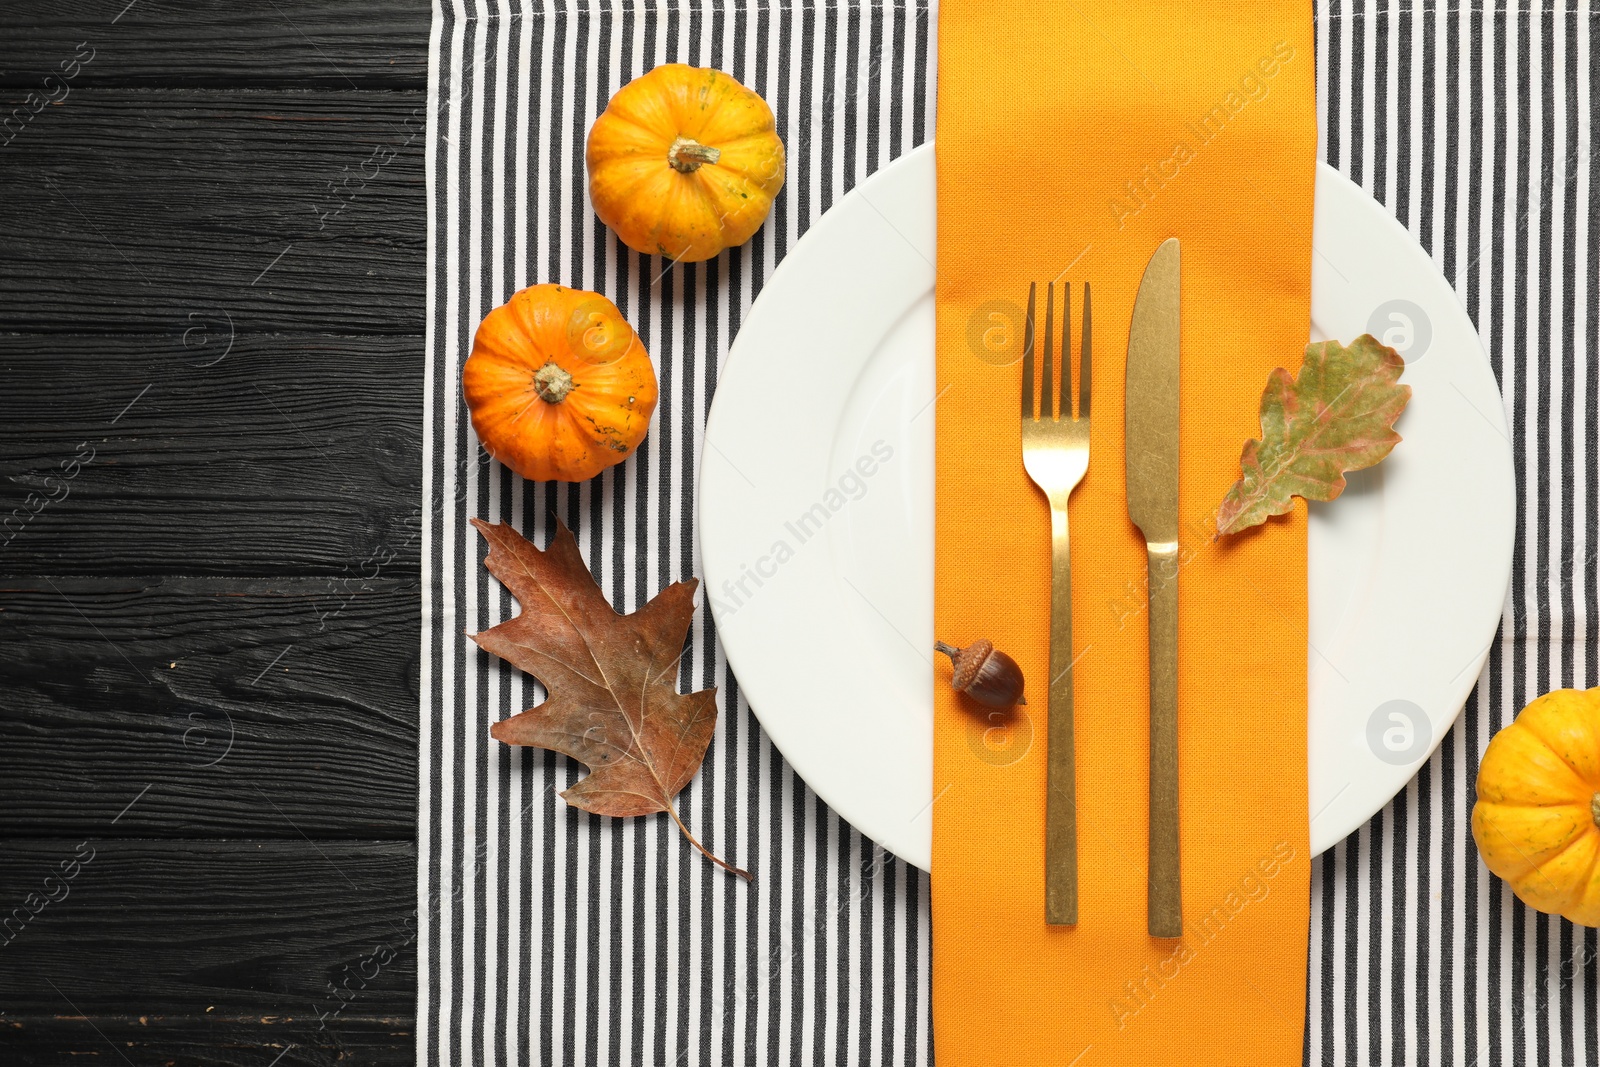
[934,638,1026,709]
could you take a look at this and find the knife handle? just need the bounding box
[1147,543,1182,938]
[1044,503,1078,926]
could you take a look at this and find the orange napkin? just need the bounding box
[933,2,1315,1063]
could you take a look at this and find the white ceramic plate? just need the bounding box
[699,143,1513,869]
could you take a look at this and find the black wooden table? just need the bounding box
[1,4,429,1063]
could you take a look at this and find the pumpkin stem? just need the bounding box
[1592,792,1600,829]
[532,361,575,404]
[667,135,722,174]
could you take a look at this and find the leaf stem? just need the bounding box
[665,800,752,881]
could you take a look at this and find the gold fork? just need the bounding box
[1021,280,1091,927]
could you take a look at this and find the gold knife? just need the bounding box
[1125,237,1182,938]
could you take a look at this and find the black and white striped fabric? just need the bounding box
[421,2,1599,1064]
[1309,4,1600,1065]
[422,3,934,1066]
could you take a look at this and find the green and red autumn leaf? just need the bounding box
[1215,334,1412,537]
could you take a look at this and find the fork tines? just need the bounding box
[1022,281,1092,422]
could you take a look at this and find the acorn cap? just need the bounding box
[950,638,994,692]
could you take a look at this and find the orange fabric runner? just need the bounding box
[933,3,1316,1063]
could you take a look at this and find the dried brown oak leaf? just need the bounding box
[472,518,748,880]
[1214,334,1412,537]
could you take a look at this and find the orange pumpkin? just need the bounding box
[1473,687,1600,926]
[463,285,657,483]
[586,64,785,263]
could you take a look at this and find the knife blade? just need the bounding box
[1125,237,1182,938]
[1126,239,1180,545]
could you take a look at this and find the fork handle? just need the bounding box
[1146,543,1182,938]
[1045,503,1078,926]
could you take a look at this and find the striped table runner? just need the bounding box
[420,2,1600,1063]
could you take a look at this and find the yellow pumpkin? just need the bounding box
[462,285,657,483]
[1473,687,1600,926]
[586,64,785,263]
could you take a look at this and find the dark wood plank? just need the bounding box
[0,333,426,576]
[0,577,418,838]
[0,90,425,334]
[0,1016,411,1067]
[2,1,437,1052]
[0,0,428,89]
[0,839,415,1023]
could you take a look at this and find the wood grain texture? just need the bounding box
[0,576,418,837]
[0,333,424,576]
[1,6,433,1060]
[0,1017,412,1067]
[0,90,424,334]
[0,839,415,1017]
[0,0,428,89]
